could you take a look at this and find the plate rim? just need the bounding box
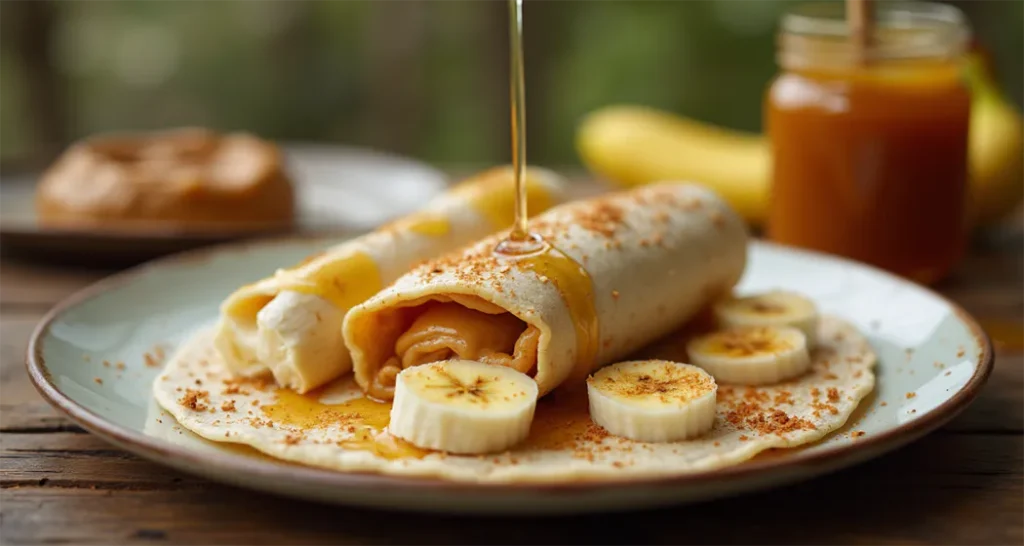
[0,143,447,240]
[25,237,994,496]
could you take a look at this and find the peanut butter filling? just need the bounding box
[365,300,540,400]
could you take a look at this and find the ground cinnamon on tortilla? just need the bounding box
[222,375,273,395]
[773,391,794,405]
[179,388,209,411]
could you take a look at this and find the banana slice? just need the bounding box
[587,360,717,443]
[389,359,538,454]
[713,291,819,349]
[687,326,811,385]
[255,291,347,393]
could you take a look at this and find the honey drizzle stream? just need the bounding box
[508,0,529,243]
[495,1,598,376]
[494,0,544,256]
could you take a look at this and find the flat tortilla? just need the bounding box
[153,316,875,483]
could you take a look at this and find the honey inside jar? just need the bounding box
[766,2,971,284]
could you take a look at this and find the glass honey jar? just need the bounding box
[766,2,971,284]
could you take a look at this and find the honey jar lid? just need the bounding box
[778,1,970,68]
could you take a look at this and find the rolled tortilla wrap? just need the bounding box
[344,183,748,400]
[215,166,566,393]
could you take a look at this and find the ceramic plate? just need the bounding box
[26,238,992,514]
[0,144,446,263]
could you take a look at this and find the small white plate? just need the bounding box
[27,238,992,514]
[0,144,446,262]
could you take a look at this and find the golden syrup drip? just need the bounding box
[223,294,275,327]
[507,0,529,242]
[519,385,593,450]
[979,318,1024,353]
[261,389,427,460]
[392,212,451,237]
[494,231,546,256]
[262,389,391,429]
[500,239,600,381]
[274,248,383,310]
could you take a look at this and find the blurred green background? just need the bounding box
[2,0,1021,169]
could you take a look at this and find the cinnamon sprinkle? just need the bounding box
[773,391,794,405]
[811,401,839,416]
[222,375,272,394]
[743,389,770,404]
[222,384,246,395]
[179,389,209,411]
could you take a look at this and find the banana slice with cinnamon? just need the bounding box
[388,359,539,454]
[587,360,717,442]
[687,325,811,385]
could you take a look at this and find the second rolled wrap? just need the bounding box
[344,183,749,400]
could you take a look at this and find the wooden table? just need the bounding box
[2,231,1021,545]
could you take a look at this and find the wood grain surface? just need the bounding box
[1,227,1021,545]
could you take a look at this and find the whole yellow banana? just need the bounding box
[576,106,771,225]
[578,69,1022,228]
[964,56,1024,226]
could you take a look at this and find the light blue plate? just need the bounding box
[27,239,993,514]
